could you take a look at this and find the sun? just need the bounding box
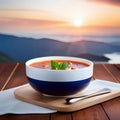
[73,19,83,27]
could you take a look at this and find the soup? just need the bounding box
[30,60,89,70]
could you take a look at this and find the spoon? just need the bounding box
[66,88,111,104]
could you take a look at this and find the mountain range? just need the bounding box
[0,34,119,62]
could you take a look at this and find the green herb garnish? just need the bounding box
[51,60,69,70]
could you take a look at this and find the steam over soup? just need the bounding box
[30,60,89,70]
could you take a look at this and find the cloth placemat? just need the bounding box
[0,84,57,115]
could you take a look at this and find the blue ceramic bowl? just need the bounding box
[26,56,93,96]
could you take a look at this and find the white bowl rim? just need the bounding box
[26,56,93,72]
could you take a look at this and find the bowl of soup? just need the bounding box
[26,56,93,96]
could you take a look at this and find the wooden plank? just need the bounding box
[102,97,120,120]
[94,64,120,120]
[0,63,16,91]
[93,64,118,83]
[3,63,28,89]
[103,64,120,83]
[0,114,49,120]
[0,63,8,89]
[51,112,72,120]
[0,64,50,120]
[72,105,109,120]
[115,64,120,70]
[101,64,120,120]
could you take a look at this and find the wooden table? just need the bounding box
[0,63,120,120]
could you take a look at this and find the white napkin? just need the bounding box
[84,79,120,91]
[0,84,57,115]
[0,79,120,115]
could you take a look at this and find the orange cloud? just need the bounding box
[90,0,120,6]
[0,17,67,30]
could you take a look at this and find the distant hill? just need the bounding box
[75,53,110,62]
[0,34,119,62]
[66,40,120,56]
[0,52,14,63]
[0,34,69,62]
[110,41,120,46]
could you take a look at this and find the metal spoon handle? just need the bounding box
[66,88,111,104]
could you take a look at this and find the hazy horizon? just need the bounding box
[0,0,120,42]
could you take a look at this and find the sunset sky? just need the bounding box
[0,0,120,42]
